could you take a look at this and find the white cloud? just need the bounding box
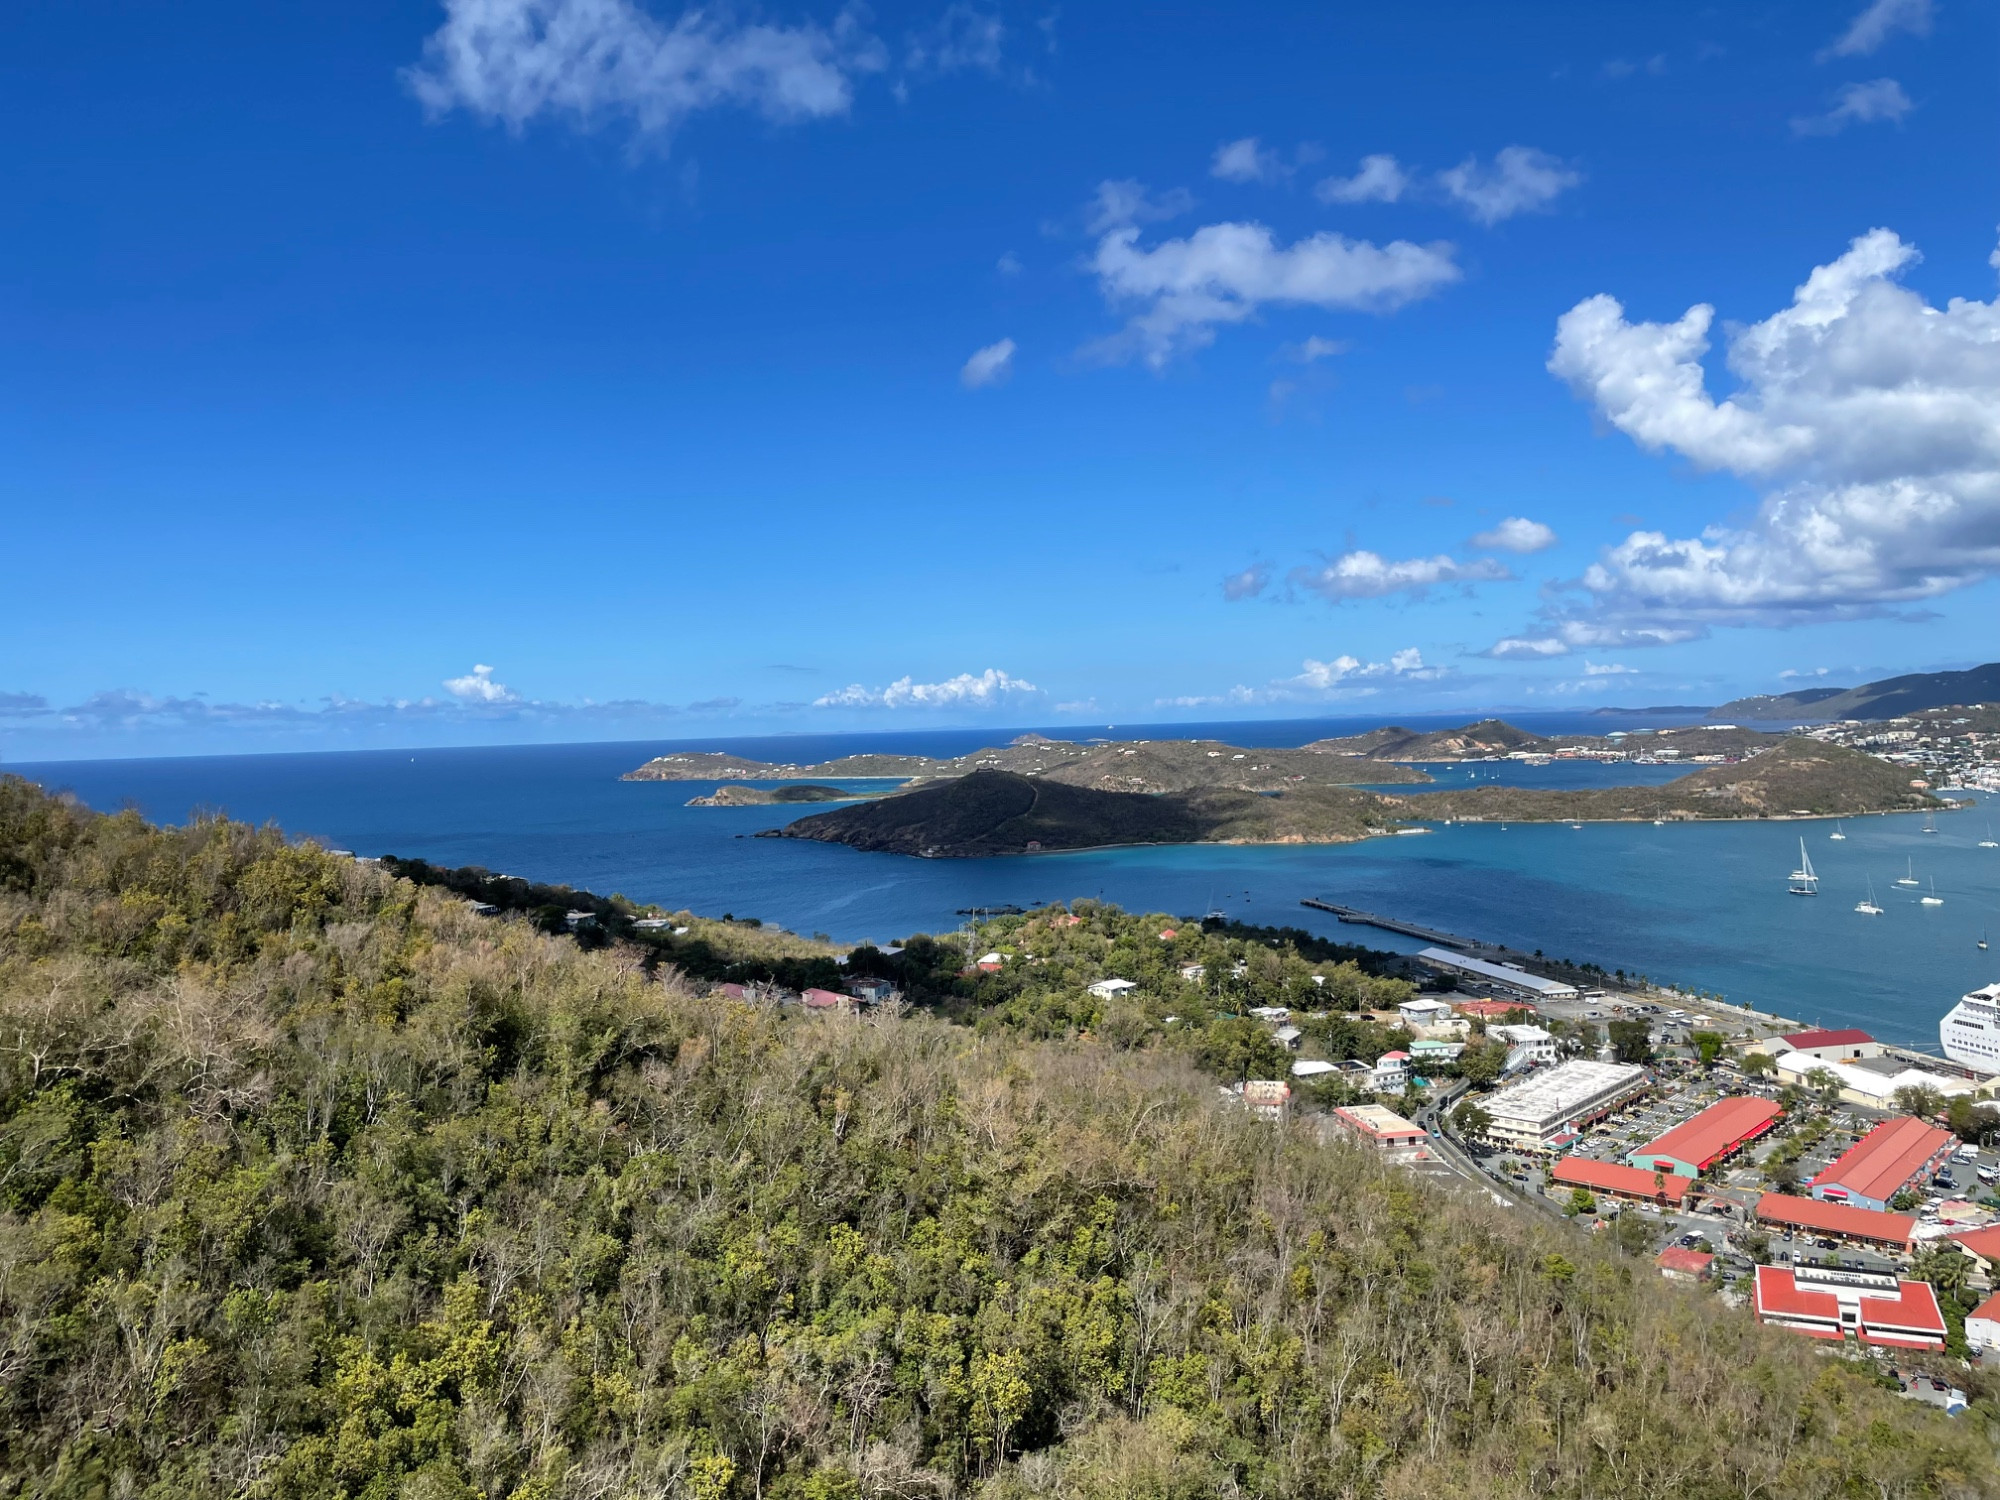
[1468,516,1558,553]
[905,3,1004,75]
[1291,549,1510,603]
[1085,207,1459,368]
[813,669,1040,709]
[1315,154,1409,205]
[1582,660,1635,676]
[443,664,519,702]
[1548,228,2000,627]
[1211,137,1286,184]
[960,337,1016,388]
[996,251,1022,276]
[405,0,881,141]
[1221,563,1271,601]
[1820,0,1932,59]
[1780,666,1833,679]
[1085,179,1195,236]
[1290,335,1348,363]
[1478,623,1701,660]
[1792,78,1914,135]
[1437,146,1581,225]
[1163,647,1442,707]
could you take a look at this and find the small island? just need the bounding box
[683,783,865,807]
[767,737,1943,858]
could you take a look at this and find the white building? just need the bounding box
[1414,948,1579,1002]
[1274,1025,1303,1051]
[1772,1051,1981,1107]
[1482,1060,1650,1150]
[1372,1051,1410,1090]
[1087,978,1139,999]
[1941,983,2000,1075]
[1398,998,1456,1027]
[1488,1023,1558,1065]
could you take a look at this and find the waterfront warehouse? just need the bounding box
[1481,1060,1649,1150]
[1810,1117,1958,1212]
[1625,1095,1783,1178]
[1414,947,1580,1002]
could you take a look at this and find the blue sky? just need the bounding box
[5,0,1999,758]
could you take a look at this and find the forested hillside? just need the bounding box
[0,776,1992,1499]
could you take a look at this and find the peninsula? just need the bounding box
[769,738,1941,857]
[627,733,1430,792]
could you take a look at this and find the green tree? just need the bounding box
[1804,1067,1844,1108]
[1893,1083,1946,1120]
[1741,1051,1776,1078]
[1608,1018,1654,1065]
[1690,1031,1727,1067]
[1567,1187,1599,1217]
[1450,1100,1493,1140]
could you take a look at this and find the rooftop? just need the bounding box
[1656,1246,1715,1276]
[1753,1265,1945,1338]
[1485,1060,1649,1124]
[1552,1157,1694,1203]
[1779,1027,1875,1050]
[1415,947,1579,998]
[1811,1116,1957,1204]
[1754,1193,1916,1247]
[1335,1104,1425,1140]
[1632,1095,1783,1171]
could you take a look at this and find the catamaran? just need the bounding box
[1789,839,1819,896]
[1829,821,1847,841]
[1895,858,1921,887]
[1856,879,1884,916]
[1922,877,1944,907]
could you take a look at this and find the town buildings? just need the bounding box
[1752,1265,1946,1350]
[1810,1117,1958,1211]
[1481,1060,1650,1150]
[1753,1193,1917,1253]
[1772,1050,1979,1109]
[1625,1095,1783,1178]
[1414,947,1580,1003]
[1332,1104,1427,1152]
[1551,1157,1695,1208]
[1775,1028,1883,1062]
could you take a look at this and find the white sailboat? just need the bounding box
[1789,839,1819,896]
[1856,878,1884,916]
[1923,812,1939,835]
[1922,877,1944,907]
[1895,858,1921,888]
[1980,823,1997,849]
[1829,821,1847,841]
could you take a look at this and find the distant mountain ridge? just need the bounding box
[1713,662,2000,722]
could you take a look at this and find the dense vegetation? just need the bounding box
[1,777,1994,1499]
[770,770,1393,856]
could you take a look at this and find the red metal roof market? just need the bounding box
[1753,1193,1916,1248]
[1630,1095,1783,1174]
[1810,1117,1957,1206]
[1552,1157,1695,1204]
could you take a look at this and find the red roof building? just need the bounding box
[1627,1095,1784,1177]
[1948,1225,2000,1273]
[1552,1157,1696,1206]
[1753,1193,1916,1250]
[801,988,851,1011]
[1967,1291,2000,1352]
[1656,1246,1715,1280]
[1810,1117,1957,1211]
[1777,1027,1879,1059]
[1752,1265,1945,1349]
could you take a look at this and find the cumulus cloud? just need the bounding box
[1820,0,1932,59]
[1781,666,1833,679]
[1084,187,1459,367]
[1792,78,1914,135]
[1221,563,1272,601]
[443,664,519,703]
[1289,335,1349,363]
[1582,660,1635,676]
[813,668,1039,709]
[1468,516,1558,553]
[1315,153,1408,205]
[1478,622,1701,660]
[1547,228,2000,628]
[1211,136,1286,184]
[404,0,882,141]
[1437,146,1581,225]
[1291,550,1510,603]
[960,337,1016,388]
[1161,647,1443,707]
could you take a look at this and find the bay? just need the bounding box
[14,716,1998,1050]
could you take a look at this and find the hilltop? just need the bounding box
[768,768,1393,856]
[1395,737,1941,822]
[0,777,1989,1498]
[1715,660,2000,722]
[1306,718,1780,762]
[627,735,1428,790]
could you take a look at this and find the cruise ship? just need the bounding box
[1940,983,2000,1074]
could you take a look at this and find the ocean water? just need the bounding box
[13,727,1998,1049]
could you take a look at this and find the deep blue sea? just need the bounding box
[14,713,1999,1050]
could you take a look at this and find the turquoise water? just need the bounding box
[14,734,1998,1048]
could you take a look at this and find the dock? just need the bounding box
[1300,900,1475,950]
